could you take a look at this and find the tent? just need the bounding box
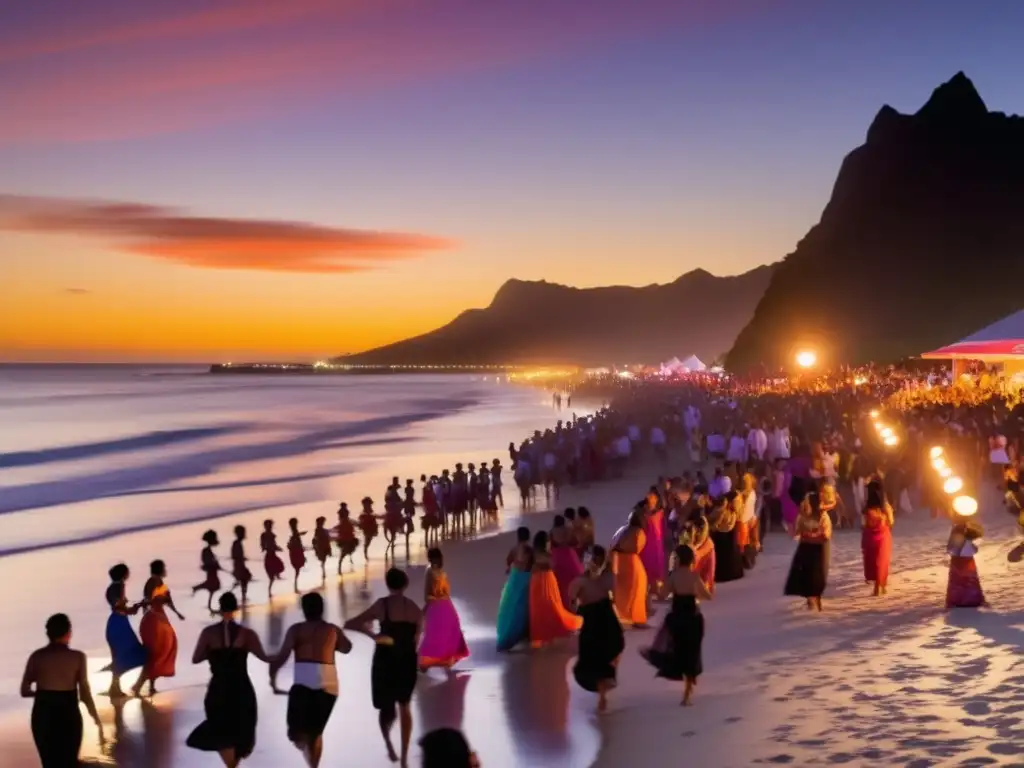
[922,309,1024,361]
[659,355,706,375]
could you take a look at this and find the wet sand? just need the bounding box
[0,452,652,768]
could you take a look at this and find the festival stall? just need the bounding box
[921,309,1024,380]
[659,355,707,376]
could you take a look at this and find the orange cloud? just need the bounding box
[0,195,453,274]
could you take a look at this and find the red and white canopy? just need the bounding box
[922,309,1024,360]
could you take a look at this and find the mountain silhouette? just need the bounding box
[726,72,1024,371]
[343,266,774,366]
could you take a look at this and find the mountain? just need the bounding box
[726,72,1024,372]
[343,265,775,366]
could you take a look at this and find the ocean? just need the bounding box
[0,365,567,556]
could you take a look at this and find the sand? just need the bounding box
[3,445,1024,767]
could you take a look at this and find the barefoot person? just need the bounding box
[133,559,184,697]
[861,480,894,596]
[783,490,832,612]
[528,531,583,648]
[312,517,333,583]
[21,613,104,768]
[496,527,533,652]
[192,529,224,613]
[345,568,422,767]
[103,563,146,698]
[186,593,271,768]
[417,548,470,672]
[570,546,625,713]
[611,507,649,627]
[287,518,308,594]
[270,592,353,768]
[640,544,711,706]
[231,525,253,605]
[260,520,286,599]
[333,503,359,574]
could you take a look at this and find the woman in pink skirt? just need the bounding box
[418,548,470,671]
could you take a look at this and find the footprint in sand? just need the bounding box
[762,755,795,764]
[962,700,991,716]
[988,742,1024,756]
[724,716,743,724]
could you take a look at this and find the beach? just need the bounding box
[3,368,1024,766]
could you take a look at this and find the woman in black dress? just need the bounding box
[21,613,104,767]
[709,493,744,583]
[186,592,270,767]
[640,545,711,706]
[569,545,625,713]
[784,489,832,611]
[345,567,423,767]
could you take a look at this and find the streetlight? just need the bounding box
[795,350,817,369]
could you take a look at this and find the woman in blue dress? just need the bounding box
[496,526,533,651]
[104,563,147,698]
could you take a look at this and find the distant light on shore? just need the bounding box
[795,350,817,368]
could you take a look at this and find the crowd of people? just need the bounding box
[20,362,1024,767]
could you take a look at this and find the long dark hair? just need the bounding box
[865,479,885,510]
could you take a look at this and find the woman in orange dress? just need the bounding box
[132,559,184,697]
[611,508,649,627]
[528,531,582,648]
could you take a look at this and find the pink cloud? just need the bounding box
[0,195,453,273]
[0,0,768,144]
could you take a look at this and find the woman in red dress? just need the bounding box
[260,520,286,599]
[861,480,894,596]
[286,517,307,594]
[132,559,184,697]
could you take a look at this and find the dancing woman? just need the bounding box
[187,593,271,768]
[611,507,649,627]
[496,527,533,652]
[528,531,583,648]
[418,548,470,671]
[312,517,333,583]
[21,614,104,768]
[549,514,584,609]
[861,480,894,596]
[946,517,986,610]
[103,563,146,698]
[270,593,353,768]
[345,568,422,767]
[641,545,711,706]
[783,490,832,612]
[287,518,307,594]
[639,491,668,592]
[260,520,286,599]
[231,526,253,605]
[333,503,359,575]
[358,498,379,561]
[192,530,224,613]
[132,559,184,697]
[569,546,625,713]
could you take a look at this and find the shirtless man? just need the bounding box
[269,593,353,768]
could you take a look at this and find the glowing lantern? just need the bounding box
[943,476,963,494]
[880,427,894,439]
[930,446,943,459]
[939,466,953,478]
[869,409,880,418]
[883,435,899,447]
[952,495,978,517]
[932,457,947,471]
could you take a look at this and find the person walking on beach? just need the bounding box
[21,613,104,768]
[103,563,146,698]
[133,559,183,697]
[345,568,422,767]
[287,518,308,594]
[186,593,271,768]
[312,517,333,583]
[192,529,224,613]
[783,490,832,612]
[418,548,470,672]
[496,527,533,651]
[270,592,353,768]
[640,544,710,706]
[334,503,359,574]
[231,525,253,605]
[420,727,480,768]
[260,520,286,599]
[611,507,649,627]
[570,546,625,713]
[861,480,894,596]
[358,497,380,562]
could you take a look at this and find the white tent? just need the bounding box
[680,354,706,372]
[659,355,706,375]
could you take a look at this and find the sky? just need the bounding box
[2,0,1023,363]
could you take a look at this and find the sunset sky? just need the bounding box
[3,0,1023,362]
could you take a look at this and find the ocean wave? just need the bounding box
[0,408,468,516]
[0,426,246,469]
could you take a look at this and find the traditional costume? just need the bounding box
[418,569,470,669]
